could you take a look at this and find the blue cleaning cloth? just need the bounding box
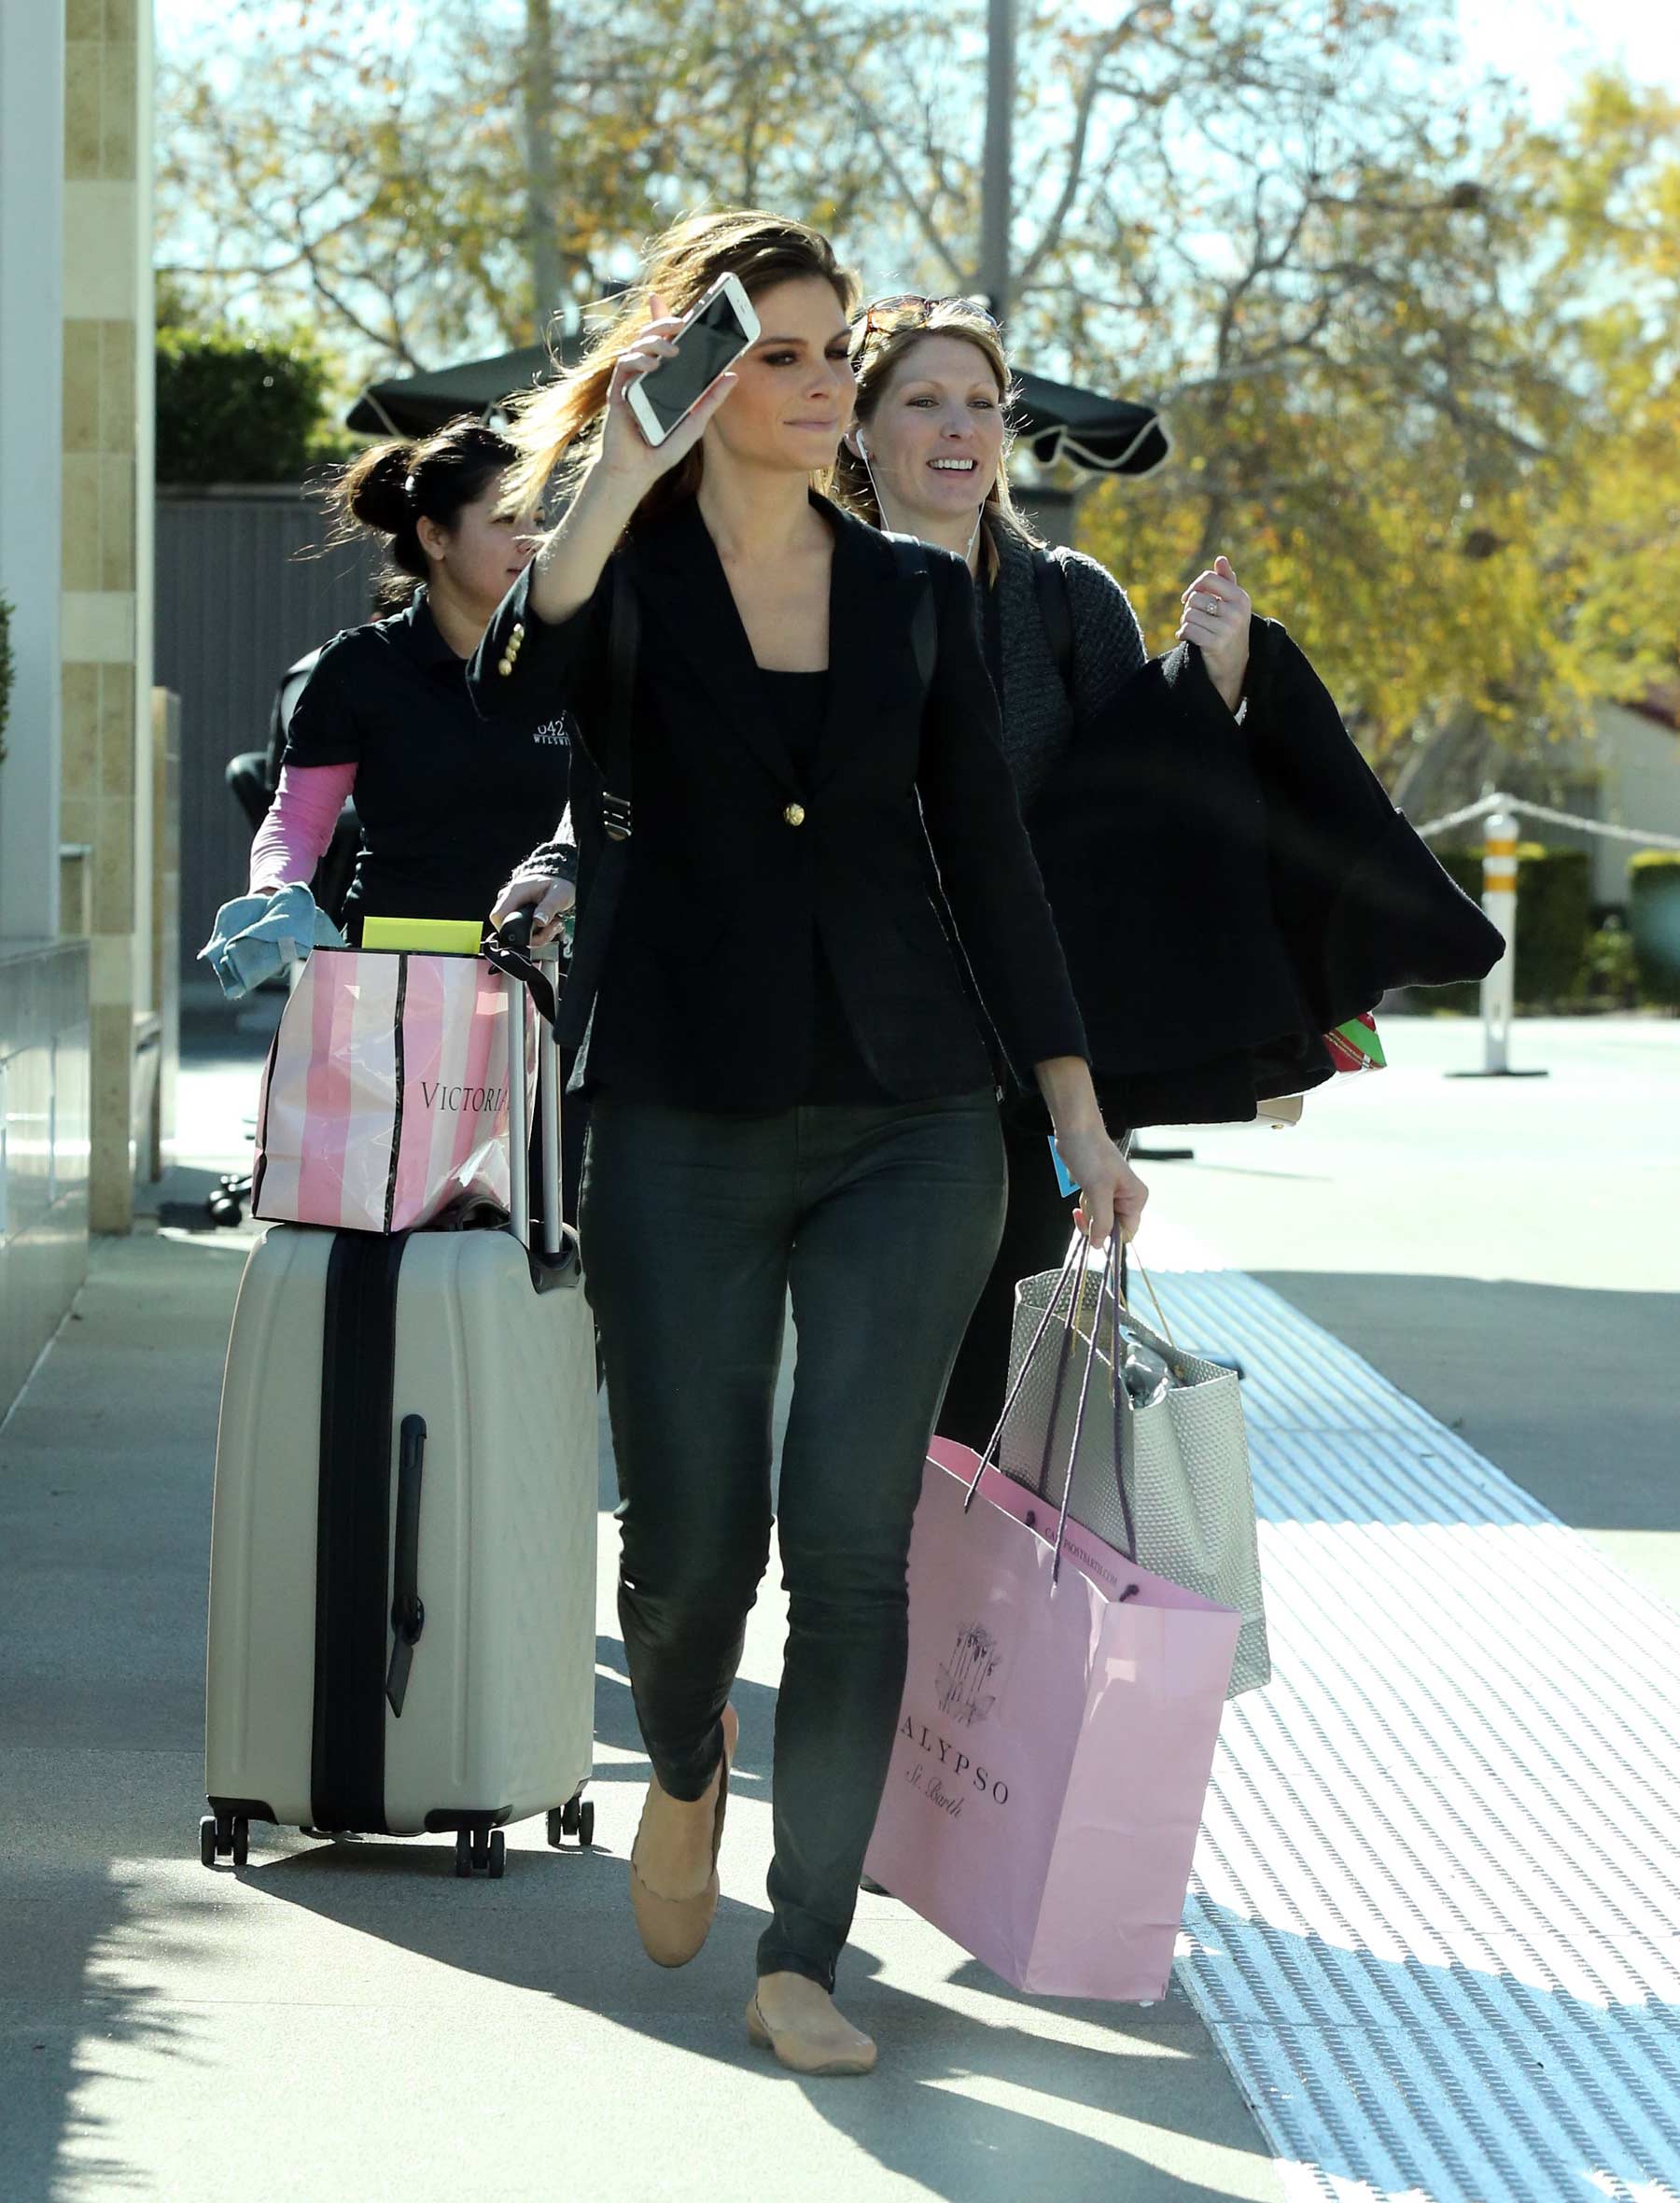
[1048,1137,1080,1198]
[199,884,346,1002]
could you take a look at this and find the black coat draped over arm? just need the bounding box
[1026,618,1504,1128]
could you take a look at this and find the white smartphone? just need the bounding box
[623,272,761,447]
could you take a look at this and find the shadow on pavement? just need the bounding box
[1253,1271,1680,1535]
[1,1226,250,2203]
[249,1842,1269,2202]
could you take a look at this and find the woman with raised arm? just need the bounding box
[475,212,1145,2076]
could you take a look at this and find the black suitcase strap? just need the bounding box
[311,1231,408,1831]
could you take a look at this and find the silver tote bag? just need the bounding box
[993,1237,1271,1698]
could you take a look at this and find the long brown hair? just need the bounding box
[833,299,1041,547]
[323,418,515,610]
[500,210,859,530]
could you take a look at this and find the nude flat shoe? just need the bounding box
[745,1985,877,2077]
[628,1707,735,1969]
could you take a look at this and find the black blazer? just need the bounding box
[469,492,1086,1110]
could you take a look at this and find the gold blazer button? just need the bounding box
[782,802,806,828]
[497,656,514,677]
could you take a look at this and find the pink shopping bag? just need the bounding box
[864,1438,1239,2000]
[251,947,534,1234]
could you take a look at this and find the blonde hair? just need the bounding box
[500,209,858,528]
[833,301,1042,547]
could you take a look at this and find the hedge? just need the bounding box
[1629,852,1680,1008]
[1432,844,1592,1011]
[156,327,335,485]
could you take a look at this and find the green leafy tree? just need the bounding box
[156,3,1679,784]
[1081,72,1680,782]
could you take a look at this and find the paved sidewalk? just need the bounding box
[4,1006,1673,2200]
[1139,1013,1680,1607]
[0,1003,1281,2203]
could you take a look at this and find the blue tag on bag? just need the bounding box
[1048,1137,1079,1199]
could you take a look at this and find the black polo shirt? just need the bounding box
[283,588,571,933]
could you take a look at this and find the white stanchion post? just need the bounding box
[1449,800,1547,1080]
[1479,807,1518,1073]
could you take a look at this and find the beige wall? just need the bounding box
[1589,702,1680,908]
[61,0,155,1231]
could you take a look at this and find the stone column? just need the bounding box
[0,3,66,936]
[61,0,154,1231]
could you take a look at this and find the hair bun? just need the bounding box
[347,442,416,535]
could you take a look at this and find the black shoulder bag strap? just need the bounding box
[1030,546,1076,709]
[885,533,939,688]
[884,532,1013,1076]
[555,561,640,1049]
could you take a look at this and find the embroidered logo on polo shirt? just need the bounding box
[533,718,571,747]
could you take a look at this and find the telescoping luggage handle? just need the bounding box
[482,911,562,1260]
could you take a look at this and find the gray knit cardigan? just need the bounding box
[985,519,1148,810]
[518,520,1145,881]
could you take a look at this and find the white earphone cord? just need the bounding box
[858,436,985,568]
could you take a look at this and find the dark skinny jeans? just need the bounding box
[937,1111,1078,1455]
[580,1092,1005,1991]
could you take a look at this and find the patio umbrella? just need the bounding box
[346,344,1170,478]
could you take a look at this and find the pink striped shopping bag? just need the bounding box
[251,947,534,1234]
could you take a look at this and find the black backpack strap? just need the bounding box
[884,533,939,694]
[1030,546,1076,708]
[598,556,638,838]
[556,560,640,1048]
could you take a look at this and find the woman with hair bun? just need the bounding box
[246,416,571,939]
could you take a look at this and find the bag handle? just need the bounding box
[1113,1242,1178,1351]
[961,1231,1142,1579]
[963,1233,1085,1504]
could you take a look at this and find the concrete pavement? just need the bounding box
[2,1003,1673,2200]
[1138,1013,1680,1606]
[1,998,1282,2203]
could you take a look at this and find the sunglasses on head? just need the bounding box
[850,292,1002,356]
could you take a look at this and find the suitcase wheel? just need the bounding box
[199,1810,250,1870]
[454,1827,504,1878]
[549,1794,592,1848]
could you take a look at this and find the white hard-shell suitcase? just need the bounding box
[201,933,596,1877]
